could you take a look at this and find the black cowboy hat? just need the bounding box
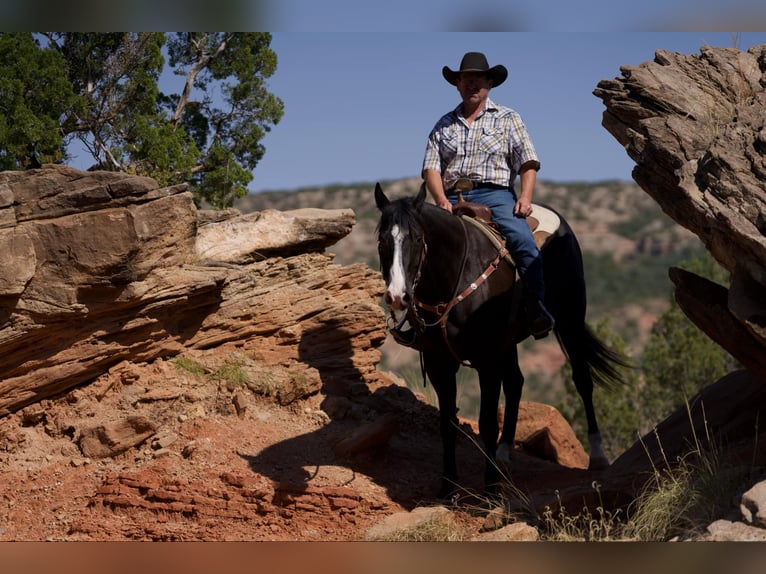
[442,52,508,87]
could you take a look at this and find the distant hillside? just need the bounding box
[236,177,702,310]
[235,178,705,416]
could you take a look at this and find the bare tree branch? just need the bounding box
[172,33,234,126]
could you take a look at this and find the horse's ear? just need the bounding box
[414,182,427,210]
[374,182,389,211]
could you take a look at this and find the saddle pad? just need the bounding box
[529,204,561,250]
[461,202,561,257]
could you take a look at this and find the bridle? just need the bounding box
[386,215,510,366]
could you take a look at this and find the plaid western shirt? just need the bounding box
[422,97,540,191]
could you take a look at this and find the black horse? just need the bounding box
[374,182,628,498]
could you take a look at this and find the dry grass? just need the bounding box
[365,510,472,542]
[540,401,760,542]
[540,483,625,541]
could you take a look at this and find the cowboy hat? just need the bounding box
[442,52,508,87]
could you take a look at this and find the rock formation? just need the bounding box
[0,165,384,417]
[594,43,766,383]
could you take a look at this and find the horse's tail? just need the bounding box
[556,323,633,389]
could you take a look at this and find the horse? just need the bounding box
[374,182,628,499]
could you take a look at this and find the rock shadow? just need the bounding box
[241,319,487,508]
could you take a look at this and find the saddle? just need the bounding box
[453,200,560,251]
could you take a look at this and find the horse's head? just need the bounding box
[374,182,427,311]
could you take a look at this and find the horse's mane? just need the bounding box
[376,196,455,242]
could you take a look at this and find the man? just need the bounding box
[422,51,555,338]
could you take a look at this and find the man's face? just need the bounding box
[455,72,492,105]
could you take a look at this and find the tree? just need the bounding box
[0,33,77,169]
[45,33,186,180]
[165,33,284,208]
[639,253,738,429]
[0,32,284,209]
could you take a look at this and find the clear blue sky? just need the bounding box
[249,32,766,193]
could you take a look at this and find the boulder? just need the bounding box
[741,480,766,528]
[515,401,590,469]
[79,416,158,458]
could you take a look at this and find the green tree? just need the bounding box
[45,33,186,180]
[639,253,737,430]
[166,33,284,208]
[0,33,77,169]
[0,32,283,209]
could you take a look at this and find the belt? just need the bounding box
[447,178,508,195]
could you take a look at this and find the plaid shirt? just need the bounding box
[422,97,540,191]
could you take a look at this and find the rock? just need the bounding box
[364,506,452,541]
[605,370,766,507]
[232,391,248,417]
[78,416,157,458]
[333,413,399,458]
[151,430,178,450]
[515,402,590,469]
[705,519,766,542]
[0,165,385,418]
[90,471,274,522]
[669,268,766,383]
[740,480,766,528]
[594,44,766,382]
[473,522,539,541]
[195,208,356,263]
[589,42,766,541]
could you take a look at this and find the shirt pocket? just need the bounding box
[480,126,505,155]
[439,127,459,154]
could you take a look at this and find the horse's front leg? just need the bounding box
[423,352,460,499]
[496,349,524,471]
[477,365,503,497]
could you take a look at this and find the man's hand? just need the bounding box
[514,198,532,217]
[516,163,538,218]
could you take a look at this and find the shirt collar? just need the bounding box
[453,97,498,119]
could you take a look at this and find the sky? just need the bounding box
[248,32,766,193]
[5,0,764,195]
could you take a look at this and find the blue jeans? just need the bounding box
[449,187,545,301]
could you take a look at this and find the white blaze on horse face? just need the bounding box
[385,224,408,310]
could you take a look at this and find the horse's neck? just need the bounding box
[419,210,489,297]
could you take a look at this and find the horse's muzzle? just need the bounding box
[384,290,411,311]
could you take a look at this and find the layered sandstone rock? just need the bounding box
[0,165,384,417]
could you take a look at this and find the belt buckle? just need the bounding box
[454,178,474,192]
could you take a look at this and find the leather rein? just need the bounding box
[390,216,509,366]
